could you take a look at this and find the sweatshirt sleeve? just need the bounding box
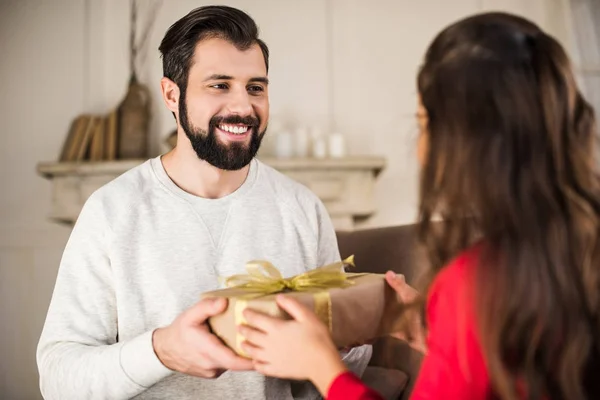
[36,193,172,400]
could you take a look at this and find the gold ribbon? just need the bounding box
[222,256,357,356]
[222,255,357,295]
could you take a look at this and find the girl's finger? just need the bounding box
[391,331,408,341]
[253,360,274,377]
[385,271,406,291]
[240,340,266,362]
[238,324,268,347]
[243,309,281,332]
[275,295,315,323]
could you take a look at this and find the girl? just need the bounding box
[239,11,600,400]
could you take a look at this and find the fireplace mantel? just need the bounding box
[36,156,386,230]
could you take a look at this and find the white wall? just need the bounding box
[0,0,573,397]
[93,0,575,229]
[330,0,573,227]
[0,1,84,398]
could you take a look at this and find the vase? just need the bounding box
[117,76,150,159]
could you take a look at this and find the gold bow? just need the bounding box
[221,255,357,296]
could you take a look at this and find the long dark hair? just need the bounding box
[417,12,600,399]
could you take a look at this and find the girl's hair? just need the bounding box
[417,11,600,399]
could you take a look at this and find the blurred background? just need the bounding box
[0,0,598,398]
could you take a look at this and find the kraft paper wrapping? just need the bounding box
[202,273,403,357]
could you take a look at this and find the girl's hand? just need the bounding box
[239,295,348,396]
[385,271,427,353]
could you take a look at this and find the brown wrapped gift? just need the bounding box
[201,257,404,357]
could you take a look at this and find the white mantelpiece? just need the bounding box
[36,157,386,230]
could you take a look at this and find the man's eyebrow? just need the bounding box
[202,75,269,85]
[203,74,233,82]
[249,77,269,85]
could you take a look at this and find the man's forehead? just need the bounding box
[190,37,267,79]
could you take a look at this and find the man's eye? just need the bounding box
[211,83,228,89]
[248,85,264,93]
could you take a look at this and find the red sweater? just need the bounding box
[328,249,488,399]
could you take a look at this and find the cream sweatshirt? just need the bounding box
[37,156,371,400]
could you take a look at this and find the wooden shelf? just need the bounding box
[37,156,386,176]
[37,156,387,230]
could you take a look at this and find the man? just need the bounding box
[36,5,371,400]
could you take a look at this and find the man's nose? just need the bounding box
[226,88,253,116]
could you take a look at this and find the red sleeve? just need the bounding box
[327,371,384,400]
[410,250,490,400]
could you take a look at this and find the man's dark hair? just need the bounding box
[158,5,269,90]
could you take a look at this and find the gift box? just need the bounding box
[201,256,405,357]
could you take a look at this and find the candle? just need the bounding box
[312,135,327,159]
[275,131,294,158]
[328,132,346,158]
[294,128,309,158]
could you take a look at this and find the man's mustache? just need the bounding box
[209,115,260,128]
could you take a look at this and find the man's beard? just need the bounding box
[179,96,265,171]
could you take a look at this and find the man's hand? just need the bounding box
[385,271,427,354]
[152,297,254,378]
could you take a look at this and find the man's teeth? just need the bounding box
[219,124,249,134]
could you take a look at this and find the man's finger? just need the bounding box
[185,297,228,325]
[204,334,254,371]
[275,295,314,322]
[225,355,255,371]
[193,367,221,379]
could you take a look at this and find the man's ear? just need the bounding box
[160,77,180,114]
